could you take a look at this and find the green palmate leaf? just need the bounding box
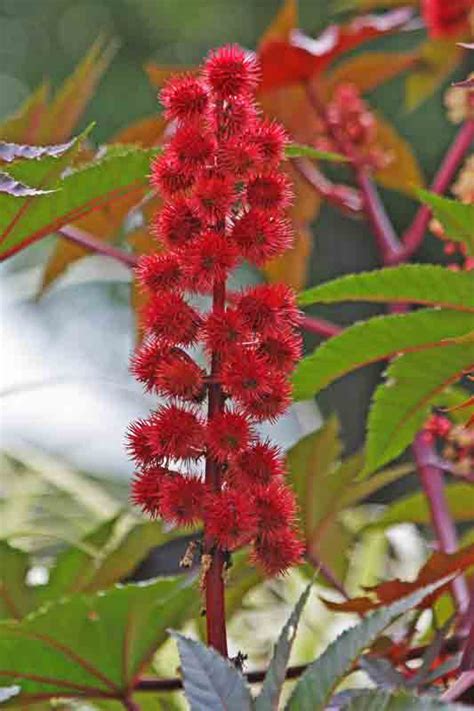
[171,632,252,711]
[0,144,155,260]
[0,172,53,197]
[342,689,467,710]
[285,580,449,711]
[292,309,474,400]
[0,542,38,620]
[372,483,474,528]
[285,143,347,162]
[364,341,474,474]
[0,138,77,164]
[417,189,474,255]
[0,577,196,707]
[255,584,312,711]
[298,265,474,312]
[340,462,413,507]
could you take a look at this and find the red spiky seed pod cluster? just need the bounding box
[421,0,473,38]
[128,44,304,576]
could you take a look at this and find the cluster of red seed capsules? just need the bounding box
[128,45,304,576]
[423,413,474,479]
[316,83,391,171]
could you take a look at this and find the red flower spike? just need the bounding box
[212,96,259,139]
[246,172,293,210]
[229,440,285,486]
[160,74,209,122]
[252,527,305,576]
[257,330,302,372]
[154,354,205,401]
[170,124,216,172]
[147,404,205,462]
[160,475,206,526]
[152,198,202,249]
[249,118,288,166]
[143,292,202,346]
[150,154,195,198]
[217,137,260,178]
[231,209,293,265]
[184,231,238,293]
[207,410,254,462]
[220,349,271,402]
[135,253,183,293]
[193,173,236,221]
[131,466,171,517]
[204,44,260,98]
[205,488,256,549]
[131,338,174,390]
[252,481,298,533]
[236,283,301,335]
[203,307,252,357]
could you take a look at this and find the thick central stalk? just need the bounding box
[204,277,228,656]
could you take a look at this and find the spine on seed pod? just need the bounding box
[127,44,304,653]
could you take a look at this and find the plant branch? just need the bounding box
[402,119,474,259]
[59,224,138,267]
[290,157,363,216]
[412,432,470,615]
[306,550,350,600]
[461,592,474,670]
[300,315,343,338]
[441,671,474,702]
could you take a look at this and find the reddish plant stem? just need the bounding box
[441,671,474,702]
[291,157,363,216]
[412,433,470,615]
[203,277,228,657]
[401,119,474,259]
[59,225,138,267]
[461,592,474,670]
[122,696,140,711]
[300,315,343,338]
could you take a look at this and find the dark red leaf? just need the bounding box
[259,8,413,92]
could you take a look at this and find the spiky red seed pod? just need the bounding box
[229,440,285,486]
[205,488,256,549]
[147,404,205,461]
[170,124,216,172]
[220,349,270,402]
[212,95,259,139]
[204,44,260,98]
[143,292,202,346]
[246,172,293,210]
[257,330,302,372]
[152,198,203,249]
[135,253,183,293]
[160,74,209,122]
[241,371,292,422]
[235,283,301,335]
[160,475,206,526]
[131,338,176,390]
[131,466,171,516]
[217,137,260,178]
[193,173,236,221]
[184,230,238,293]
[231,209,293,265]
[149,154,195,198]
[127,418,159,466]
[203,307,252,357]
[252,481,297,533]
[252,527,304,576]
[207,410,254,462]
[249,118,288,166]
[154,354,205,401]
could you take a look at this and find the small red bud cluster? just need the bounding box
[316,83,391,171]
[128,45,304,576]
[422,413,474,480]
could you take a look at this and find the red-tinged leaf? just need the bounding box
[0,137,77,164]
[0,83,49,143]
[405,40,462,111]
[109,116,167,147]
[453,76,474,88]
[323,543,474,613]
[0,172,54,198]
[258,8,413,92]
[145,63,197,91]
[38,38,116,143]
[259,0,298,47]
[325,51,417,95]
[375,113,424,194]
